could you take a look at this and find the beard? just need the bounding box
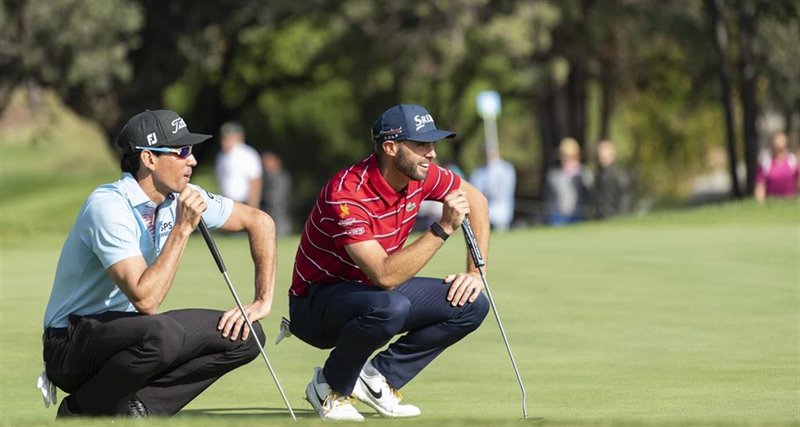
[395,146,428,181]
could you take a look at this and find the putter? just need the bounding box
[197,218,296,421]
[462,216,528,419]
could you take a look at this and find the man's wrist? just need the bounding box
[429,222,450,241]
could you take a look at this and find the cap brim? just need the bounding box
[162,132,212,147]
[407,129,456,143]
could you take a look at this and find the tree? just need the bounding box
[707,0,742,198]
[737,0,759,195]
[0,0,142,124]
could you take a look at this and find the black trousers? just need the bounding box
[289,278,489,395]
[43,309,263,416]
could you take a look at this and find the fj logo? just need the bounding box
[146,132,158,145]
[171,118,187,134]
[414,114,433,131]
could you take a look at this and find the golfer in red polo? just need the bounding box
[289,104,491,421]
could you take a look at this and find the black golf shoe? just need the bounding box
[125,398,150,418]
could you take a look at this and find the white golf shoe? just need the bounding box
[305,367,364,422]
[352,362,421,418]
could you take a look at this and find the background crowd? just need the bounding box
[2,0,798,233]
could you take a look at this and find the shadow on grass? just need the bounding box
[179,408,544,424]
[178,407,316,420]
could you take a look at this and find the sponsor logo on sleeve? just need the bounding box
[338,217,358,226]
[339,204,350,219]
[345,227,365,236]
[204,190,222,204]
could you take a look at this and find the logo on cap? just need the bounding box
[146,133,158,145]
[377,127,403,141]
[171,118,187,134]
[414,114,434,131]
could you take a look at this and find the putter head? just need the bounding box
[274,317,292,345]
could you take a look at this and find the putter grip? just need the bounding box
[462,217,486,268]
[198,218,227,273]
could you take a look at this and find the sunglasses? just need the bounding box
[134,146,193,159]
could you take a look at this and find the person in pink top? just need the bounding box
[755,132,799,202]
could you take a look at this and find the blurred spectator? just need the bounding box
[470,148,516,231]
[215,122,262,207]
[260,151,292,236]
[593,139,630,219]
[544,138,591,226]
[754,132,798,202]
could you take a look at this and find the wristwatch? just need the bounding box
[429,222,450,241]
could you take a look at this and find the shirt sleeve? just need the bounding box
[81,194,142,269]
[422,164,462,201]
[245,148,263,180]
[193,184,234,229]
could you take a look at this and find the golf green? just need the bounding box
[1,200,797,426]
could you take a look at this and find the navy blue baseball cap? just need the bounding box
[371,104,456,144]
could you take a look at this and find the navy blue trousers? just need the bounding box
[289,277,489,395]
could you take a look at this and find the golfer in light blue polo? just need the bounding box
[40,110,278,418]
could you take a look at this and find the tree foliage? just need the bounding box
[2,0,798,216]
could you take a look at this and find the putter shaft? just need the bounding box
[198,219,296,421]
[462,217,528,419]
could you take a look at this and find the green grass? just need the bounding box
[1,107,798,425]
[1,199,798,426]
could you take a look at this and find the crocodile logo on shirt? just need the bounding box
[406,202,416,212]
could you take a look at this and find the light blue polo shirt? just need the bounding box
[43,173,233,329]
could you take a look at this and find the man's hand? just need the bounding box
[444,272,484,307]
[175,186,207,232]
[217,300,271,341]
[439,189,470,234]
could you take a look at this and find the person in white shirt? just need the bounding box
[215,122,262,207]
[470,148,516,231]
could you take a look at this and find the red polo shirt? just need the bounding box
[290,154,461,297]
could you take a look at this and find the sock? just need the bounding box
[362,360,382,378]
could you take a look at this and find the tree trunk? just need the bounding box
[707,0,742,198]
[567,57,588,154]
[537,84,559,197]
[738,0,759,195]
[598,41,615,142]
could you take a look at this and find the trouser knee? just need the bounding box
[241,321,266,361]
[357,295,411,342]
[462,293,490,332]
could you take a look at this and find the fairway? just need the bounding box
[1,200,797,426]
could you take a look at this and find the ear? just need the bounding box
[382,140,399,158]
[139,150,158,172]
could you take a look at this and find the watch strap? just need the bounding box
[429,222,450,241]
